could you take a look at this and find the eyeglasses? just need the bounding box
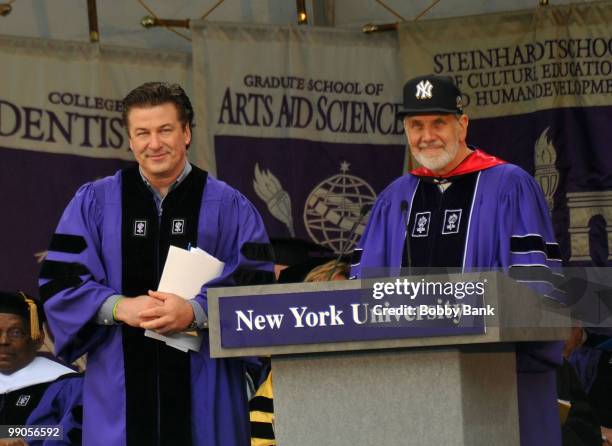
[0,328,28,341]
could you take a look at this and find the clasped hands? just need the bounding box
[114,290,195,335]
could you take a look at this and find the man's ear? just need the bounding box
[458,114,469,143]
[184,124,192,147]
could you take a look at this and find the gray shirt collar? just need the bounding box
[139,161,192,202]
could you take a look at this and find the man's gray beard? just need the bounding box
[413,144,457,172]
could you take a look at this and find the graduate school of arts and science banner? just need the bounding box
[397,1,612,265]
[191,22,406,254]
[0,36,190,294]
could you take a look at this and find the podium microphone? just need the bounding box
[328,203,373,280]
[400,200,412,274]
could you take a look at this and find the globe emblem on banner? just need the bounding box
[303,161,376,254]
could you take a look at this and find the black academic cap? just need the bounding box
[270,238,335,266]
[271,238,341,284]
[277,259,327,284]
[0,291,44,340]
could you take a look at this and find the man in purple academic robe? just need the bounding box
[351,75,564,446]
[39,82,274,446]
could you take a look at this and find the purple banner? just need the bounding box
[468,106,612,265]
[215,135,404,252]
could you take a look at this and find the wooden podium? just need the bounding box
[207,272,570,446]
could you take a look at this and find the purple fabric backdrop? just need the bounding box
[0,146,132,295]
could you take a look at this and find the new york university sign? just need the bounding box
[208,273,494,352]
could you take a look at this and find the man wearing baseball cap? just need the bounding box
[351,75,564,445]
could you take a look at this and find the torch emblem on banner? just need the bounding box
[534,126,559,213]
[253,163,295,236]
[304,161,376,254]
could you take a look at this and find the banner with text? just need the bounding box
[397,1,612,264]
[191,22,406,252]
[0,36,190,293]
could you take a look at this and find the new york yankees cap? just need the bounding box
[396,74,464,118]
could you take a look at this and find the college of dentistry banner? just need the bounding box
[191,22,406,253]
[397,1,612,264]
[0,36,190,293]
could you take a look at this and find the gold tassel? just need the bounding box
[19,292,41,341]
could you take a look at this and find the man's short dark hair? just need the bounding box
[122,82,194,130]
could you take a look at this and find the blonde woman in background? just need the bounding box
[250,259,349,445]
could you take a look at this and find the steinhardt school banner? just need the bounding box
[191,22,406,252]
[397,1,612,265]
[0,36,189,293]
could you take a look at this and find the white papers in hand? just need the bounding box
[145,245,225,352]
[158,245,225,298]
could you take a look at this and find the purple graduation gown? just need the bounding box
[26,373,83,446]
[40,166,273,446]
[352,163,564,446]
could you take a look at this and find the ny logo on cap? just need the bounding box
[415,80,433,100]
[456,95,463,110]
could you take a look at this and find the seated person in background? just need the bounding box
[568,328,612,445]
[0,291,82,445]
[249,370,275,446]
[250,255,349,446]
[304,260,349,282]
[557,327,602,446]
[270,238,337,283]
